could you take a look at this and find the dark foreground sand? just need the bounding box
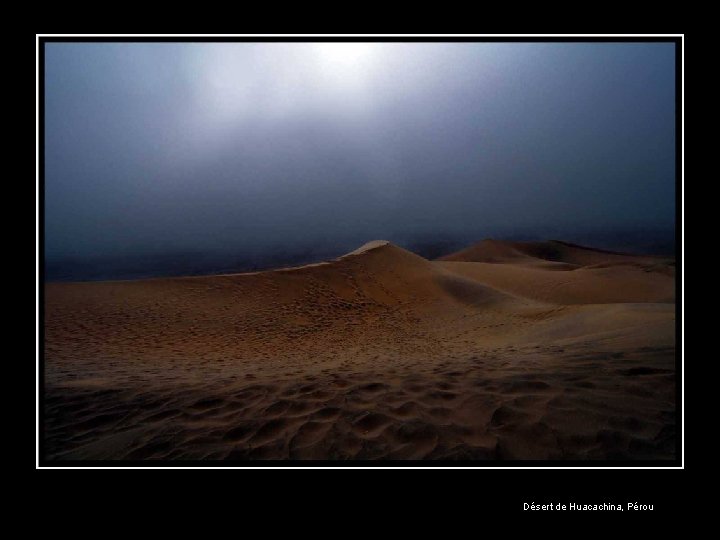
[43,240,676,460]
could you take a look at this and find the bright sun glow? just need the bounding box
[313,43,378,97]
[315,43,375,67]
[195,43,383,130]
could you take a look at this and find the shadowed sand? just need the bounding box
[44,240,676,460]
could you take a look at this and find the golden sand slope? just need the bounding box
[44,241,676,460]
[437,262,674,304]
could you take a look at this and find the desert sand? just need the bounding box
[43,239,676,461]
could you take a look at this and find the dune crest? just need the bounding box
[439,238,672,268]
[343,239,391,256]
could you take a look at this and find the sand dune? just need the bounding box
[439,239,673,268]
[44,240,676,461]
[438,261,674,305]
[437,239,674,305]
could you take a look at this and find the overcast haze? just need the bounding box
[44,42,675,277]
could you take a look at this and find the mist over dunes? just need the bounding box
[44,228,675,282]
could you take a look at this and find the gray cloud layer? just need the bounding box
[45,42,675,261]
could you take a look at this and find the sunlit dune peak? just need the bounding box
[344,240,391,256]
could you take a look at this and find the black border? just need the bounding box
[37,35,683,468]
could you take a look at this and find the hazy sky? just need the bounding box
[45,42,675,260]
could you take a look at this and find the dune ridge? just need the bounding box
[439,238,673,268]
[44,239,676,461]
